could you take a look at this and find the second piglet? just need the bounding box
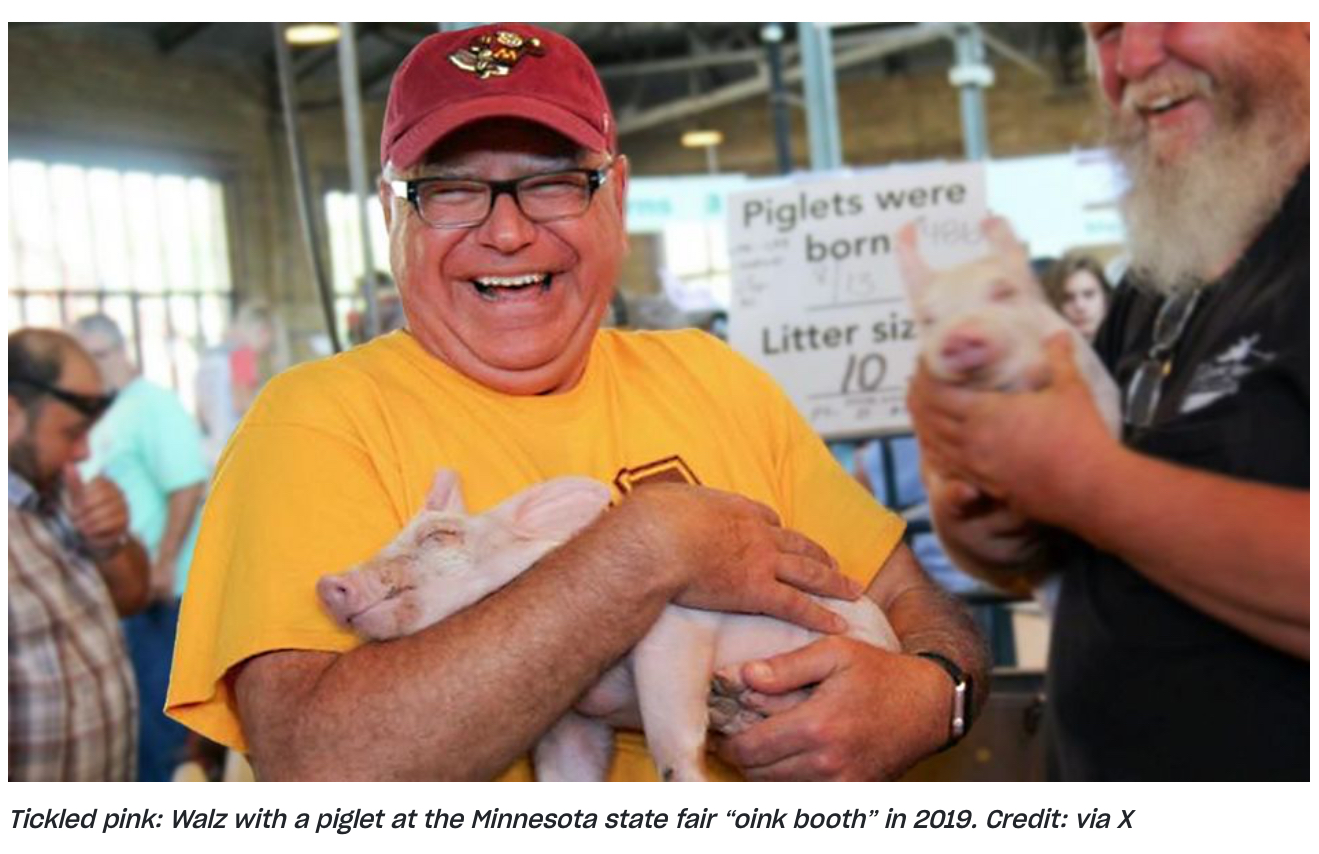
[898,216,1120,425]
[897,217,1121,603]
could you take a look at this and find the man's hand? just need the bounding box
[148,557,176,603]
[622,483,861,634]
[63,466,150,615]
[714,638,949,780]
[63,465,131,554]
[923,471,1054,596]
[908,333,1118,526]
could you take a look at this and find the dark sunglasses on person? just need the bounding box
[1123,287,1202,429]
[9,376,117,421]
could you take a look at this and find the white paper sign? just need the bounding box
[727,162,987,438]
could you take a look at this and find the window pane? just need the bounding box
[9,159,234,406]
[199,295,229,346]
[202,181,232,292]
[324,189,390,299]
[88,168,132,292]
[49,165,98,290]
[124,171,165,293]
[10,161,60,290]
[157,174,193,293]
[22,296,61,329]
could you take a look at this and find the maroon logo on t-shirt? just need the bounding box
[612,456,701,494]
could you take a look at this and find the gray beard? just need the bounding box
[1108,78,1306,297]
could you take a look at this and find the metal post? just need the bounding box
[797,22,843,171]
[338,21,380,342]
[273,23,342,354]
[762,23,793,174]
[704,144,719,175]
[950,23,994,161]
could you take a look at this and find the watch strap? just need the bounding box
[914,650,974,751]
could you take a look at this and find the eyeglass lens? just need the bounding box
[415,171,596,228]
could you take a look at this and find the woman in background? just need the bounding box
[1043,254,1114,343]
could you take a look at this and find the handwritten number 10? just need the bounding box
[841,353,887,394]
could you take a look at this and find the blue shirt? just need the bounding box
[81,377,209,596]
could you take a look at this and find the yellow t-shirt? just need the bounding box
[166,328,905,780]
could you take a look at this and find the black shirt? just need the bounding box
[1046,168,1309,780]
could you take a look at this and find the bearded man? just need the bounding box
[907,23,1308,779]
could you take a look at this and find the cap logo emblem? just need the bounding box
[449,30,545,79]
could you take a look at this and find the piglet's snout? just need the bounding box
[317,574,364,624]
[939,327,1000,376]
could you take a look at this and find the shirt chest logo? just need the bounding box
[1181,333,1275,414]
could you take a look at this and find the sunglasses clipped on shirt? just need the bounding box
[1123,287,1203,429]
[9,375,117,421]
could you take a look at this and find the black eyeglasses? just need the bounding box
[1124,287,1202,428]
[389,162,612,229]
[9,376,117,421]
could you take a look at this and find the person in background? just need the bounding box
[908,22,1308,779]
[167,23,987,781]
[9,329,150,780]
[1042,253,1115,342]
[347,282,409,346]
[70,313,210,781]
[195,300,281,467]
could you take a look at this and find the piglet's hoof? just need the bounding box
[708,676,766,736]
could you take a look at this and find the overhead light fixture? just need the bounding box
[680,130,724,149]
[284,23,341,46]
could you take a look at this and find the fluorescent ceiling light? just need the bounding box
[681,130,724,149]
[285,23,341,46]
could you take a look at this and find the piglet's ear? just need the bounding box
[895,220,934,299]
[424,468,466,514]
[493,477,612,542]
[982,215,1031,272]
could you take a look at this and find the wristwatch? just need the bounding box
[913,651,974,751]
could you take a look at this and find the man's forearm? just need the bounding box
[869,547,990,719]
[156,483,206,591]
[95,538,151,617]
[887,588,990,718]
[240,503,687,780]
[1056,446,1309,657]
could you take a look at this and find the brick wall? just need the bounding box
[622,65,1103,176]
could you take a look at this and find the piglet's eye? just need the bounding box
[990,280,1018,302]
[416,526,464,548]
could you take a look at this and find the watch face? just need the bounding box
[914,651,971,745]
[951,682,968,739]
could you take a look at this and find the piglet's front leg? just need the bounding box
[633,607,720,782]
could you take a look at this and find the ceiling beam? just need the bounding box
[155,22,212,55]
[616,22,954,136]
[979,26,1050,80]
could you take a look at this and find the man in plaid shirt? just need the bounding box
[9,329,151,781]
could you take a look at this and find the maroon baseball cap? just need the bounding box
[381,23,617,170]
